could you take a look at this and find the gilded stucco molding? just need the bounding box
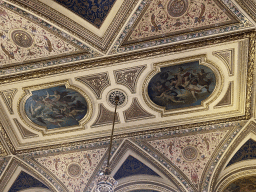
[91,104,120,127]
[17,80,93,136]
[76,72,111,99]
[13,118,38,139]
[0,33,253,154]
[1,2,84,52]
[216,166,256,192]
[6,0,140,52]
[213,48,234,76]
[209,121,256,192]
[109,139,187,192]
[0,136,8,157]
[0,31,252,83]
[12,120,248,155]
[0,156,60,192]
[143,126,235,192]
[245,32,255,119]
[115,181,177,192]
[114,65,146,94]
[0,122,15,155]
[123,97,155,122]
[142,55,223,117]
[214,81,233,108]
[235,0,256,23]
[0,89,17,114]
[121,0,239,47]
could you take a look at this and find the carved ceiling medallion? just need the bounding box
[182,146,198,161]
[107,89,128,108]
[167,0,189,17]
[11,30,33,48]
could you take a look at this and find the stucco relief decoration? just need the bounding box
[147,60,216,110]
[114,65,146,93]
[122,0,237,45]
[148,131,228,186]
[19,81,92,133]
[76,72,110,99]
[0,7,78,65]
[35,148,107,192]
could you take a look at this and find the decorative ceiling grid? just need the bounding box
[0,37,248,151]
[0,0,255,191]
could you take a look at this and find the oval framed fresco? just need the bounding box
[18,80,92,135]
[143,55,221,116]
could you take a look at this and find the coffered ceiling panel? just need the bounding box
[0,36,250,152]
[0,1,255,191]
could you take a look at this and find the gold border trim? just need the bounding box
[0,157,61,192]
[216,166,256,191]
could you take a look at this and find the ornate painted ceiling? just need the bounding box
[0,0,255,191]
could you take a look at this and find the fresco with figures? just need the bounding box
[148,61,216,110]
[25,85,88,129]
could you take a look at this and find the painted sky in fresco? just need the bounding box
[148,61,216,110]
[25,85,87,129]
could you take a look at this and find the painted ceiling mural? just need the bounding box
[148,130,228,188]
[148,60,216,110]
[0,0,254,192]
[35,147,107,192]
[111,0,253,54]
[24,85,88,129]
[0,6,80,66]
[122,0,238,45]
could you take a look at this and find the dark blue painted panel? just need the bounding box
[148,61,216,110]
[227,139,256,166]
[114,155,160,180]
[25,85,87,129]
[53,0,117,28]
[9,171,49,192]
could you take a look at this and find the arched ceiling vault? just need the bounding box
[0,0,255,191]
